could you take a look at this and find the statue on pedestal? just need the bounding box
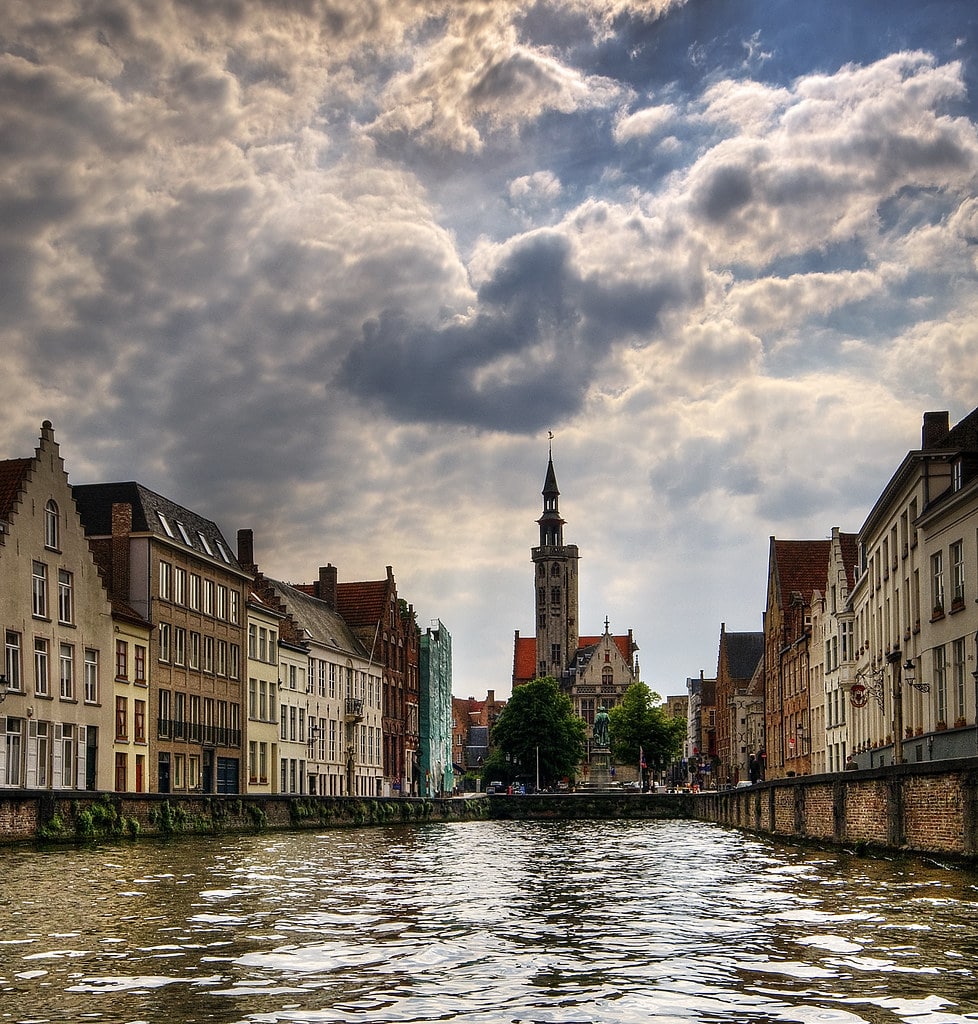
[593,706,610,749]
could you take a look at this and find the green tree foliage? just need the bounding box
[608,682,685,774]
[487,677,587,788]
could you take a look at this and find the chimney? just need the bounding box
[319,564,337,609]
[488,689,495,703]
[237,528,255,570]
[922,411,950,449]
[111,503,132,601]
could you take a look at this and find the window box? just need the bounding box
[936,720,948,731]
[931,606,944,621]
[950,597,965,613]
[953,716,967,729]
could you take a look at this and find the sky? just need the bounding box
[3,0,978,700]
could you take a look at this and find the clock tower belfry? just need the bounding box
[532,444,580,684]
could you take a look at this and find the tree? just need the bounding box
[487,677,587,789]
[608,682,685,779]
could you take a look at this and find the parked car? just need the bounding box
[486,781,504,794]
[735,780,753,788]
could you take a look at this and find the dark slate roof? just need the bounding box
[266,578,369,658]
[724,631,764,680]
[939,405,978,451]
[839,532,860,589]
[72,481,241,571]
[0,458,32,519]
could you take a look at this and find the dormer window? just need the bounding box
[44,499,59,550]
[952,458,963,492]
[176,520,193,546]
[158,512,175,538]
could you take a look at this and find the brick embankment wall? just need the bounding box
[695,759,978,861]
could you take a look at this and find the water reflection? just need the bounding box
[1,820,977,1023]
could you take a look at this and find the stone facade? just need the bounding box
[0,422,117,792]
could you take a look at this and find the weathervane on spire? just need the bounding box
[548,430,554,458]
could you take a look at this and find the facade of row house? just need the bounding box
[452,690,507,778]
[762,538,830,779]
[1,424,446,797]
[686,672,716,785]
[0,423,119,790]
[299,564,420,797]
[713,624,764,787]
[419,620,453,796]
[848,409,978,768]
[74,482,251,794]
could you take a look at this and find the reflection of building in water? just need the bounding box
[512,447,639,725]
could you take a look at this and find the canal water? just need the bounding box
[2,818,978,1024]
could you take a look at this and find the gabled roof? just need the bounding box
[770,538,831,611]
[0,458,32,520]
[72,481,241,572]
[336,579,390,626]
[939,405,978,450]
[722,630,764,680]
[266,578,369,658]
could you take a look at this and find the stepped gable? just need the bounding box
[838,531,860,588]
[773,539,831,607]
[938,405,978,450]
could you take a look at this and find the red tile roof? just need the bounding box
[772,539,831,609]
[335,579,389,626]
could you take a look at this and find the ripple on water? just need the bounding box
[2,821,978,1023]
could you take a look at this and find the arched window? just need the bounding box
[602,666,614,687]
[44,499,59,550]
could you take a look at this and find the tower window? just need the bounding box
[551,565,560,576]
[551,644,561,666]
[551,587,560,603]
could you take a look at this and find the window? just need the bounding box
[84,648,98,703]
[159,689,171,738]
[203,579,214,616]
[5,717,23,787]
[952,459,963,492]
[189,755,200,789]
[189,573,201,610]
[114,752,127,792]
[176,520,192,546]
[44,499,59,549]
[58,569,73,624]
[229,591,240,625]
[934,645,947,725]
[116,640,128,679]
[249,678,257,719]
[60,724,75,788]
[134,699,146,742]
[217,585,228,621]
[249,624,257,659]
[280,706,288,741]
[59,643,74,700]
[34,638,49,697]
[198,532,213,556]
[32,561,48,618]
[229,643,239,680]
[202,636,214,673]
[953,638,967,722]
[188,631,200,670]
[173,753,185,789]
[217,640,228,677]
[158,512,175,537]
[173,627,186,666]
[116,696,128,739]
[159,623,171,662]
[174,567,186,605]
[35,721,49,788]
[134,645,146,682]
[931,551,945,613]
[951,540,965,604]
[159,560,172,600]
[5,631,22,692]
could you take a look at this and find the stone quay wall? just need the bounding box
[0,790,489,844]
[694,759,978,860]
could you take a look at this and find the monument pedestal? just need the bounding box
[581,746,617,791]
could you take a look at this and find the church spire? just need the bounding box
[538,438,563,547]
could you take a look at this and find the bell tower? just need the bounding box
[531,440,579,684]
